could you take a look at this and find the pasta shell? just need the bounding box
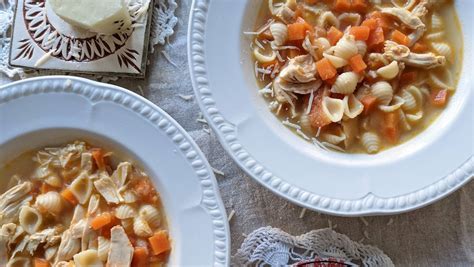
[69,172,93,205]
[44,174,62,188]
[321,127,346,145]
[431,13,443,32]
[322,97,344,122]
[19,206,42,234]
[331,72,359,94]
[424,31,444,41]
[97,237,111,262]
[73,249,103,267]
[44,245,58,261]
[379,96,405,113]
[406,110,424,123]
[133,217,153,237]
[87,194,101,217]
[343,94,364,119]
[429,70,454,90]
[355,41,367,56]
[398,110,412,131]
[431,42,453,62]
[253,47,277,63]
[80,152,93,172]
[316,37,331,52]
[401,86,423,111]
[35,191,63,215]
[115,204,137,219]
[270,22,288,46]
[139,205,161,228]
[299,113,313,133]
[122,190,138,204]
[334,35,358,60]
[376,61,399,80]
[323,53,348,68]
[318,11,339,29]
[371,81,393,105]
[338,13,361,27]
[361,132,381,154]
[6,257,30,267]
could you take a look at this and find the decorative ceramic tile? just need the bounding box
[9,0,153,77]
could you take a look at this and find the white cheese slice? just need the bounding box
[49,0,132,35]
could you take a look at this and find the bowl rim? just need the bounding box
[188,0,474,216]
[0,75,231,265]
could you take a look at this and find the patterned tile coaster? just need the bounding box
[9,0,153,77]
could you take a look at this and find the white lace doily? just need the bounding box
[0,0,178,80]
[235,227,394,267]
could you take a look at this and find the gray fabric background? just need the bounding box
[1,2,473,266]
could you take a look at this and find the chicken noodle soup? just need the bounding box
[249,0,462,153]
[0,141,171,267]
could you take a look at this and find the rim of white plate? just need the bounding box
[188,0,474,216]
[0,76,230,266]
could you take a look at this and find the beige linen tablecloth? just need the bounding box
[1,2,473,266]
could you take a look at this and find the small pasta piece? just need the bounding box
[323,53,348,68]
[97,237,111,262]
[45,174,62,188]
[429,70,454,90]
[406,110,424,123]
[316,37,331,52]
[253,47,277,63]
[6,257,30,267]
[133,217,153,237]
[331,72,359,94]
[361,132,381,154]
[376,61,399,80]
[270,22,288,46]
[371,81,393,105]
[19,206,42,234]
[334,35,358,60]
[355,41,367,56]
[424,31,444,41]
[115,204,137,220]
[122,190,138,203]
[321,127,346,145]
[343,94,364,118]
[322,97,345,122]
[431,12,443,32]
[318,11,339,29]
[80,152,93,172]
[87,194,101,217]
[379,96,405,113]
[69,172,93,205]
[299,113,313,133]
[431,42,453,62]
[139,205,161,228]
[73,249,103,267]
[400,86,423,111]
[110,162,132,188]
[338,13,361,27]
[35,191,63,215]
[398,110,412,131]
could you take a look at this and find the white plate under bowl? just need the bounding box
[0,76,230,266]
[188,0,474,216]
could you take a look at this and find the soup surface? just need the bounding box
[249,0,462,153]
[0,141,170,267]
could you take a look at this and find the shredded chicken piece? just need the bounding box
[380,7,426,45]
[276,5,295,24]
[107,226,133,267]
[27,227,62,255]
[274,76,322,95]
[280,55,318,83]
[55,229,80,263]
[384,41,445,69]
[0,231,8,266]
[93,173,122,204]
[0,182,32,225]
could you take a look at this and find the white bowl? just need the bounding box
[188,0,474,216]
[0,76,230,266]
